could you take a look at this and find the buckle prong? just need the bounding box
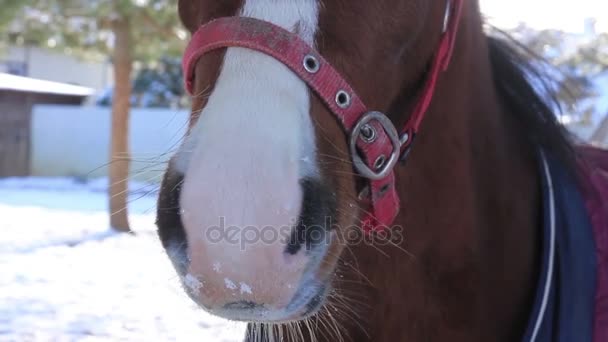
[350,111,400,180]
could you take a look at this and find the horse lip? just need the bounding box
[284,280,329,319]
[210,281,329,323]
[218,301,271,322]
[223,301,265,311]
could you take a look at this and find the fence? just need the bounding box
[31,105,189,182]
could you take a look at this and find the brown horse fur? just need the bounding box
[157,1,578,341]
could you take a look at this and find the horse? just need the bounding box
[156,0,608,341]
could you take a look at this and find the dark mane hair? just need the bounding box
[486,29,578,172]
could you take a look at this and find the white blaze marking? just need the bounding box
[176,0,320,178]
[177,1,321,300]
[212,262,222,273]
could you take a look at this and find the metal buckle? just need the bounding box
[350,111,400,180]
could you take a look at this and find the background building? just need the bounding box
[0,72,93,177]
[0,45,112,94]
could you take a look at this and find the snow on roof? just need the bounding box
[0,72,94,97]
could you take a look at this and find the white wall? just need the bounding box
[31,105,189,182]
[3,46,112,93]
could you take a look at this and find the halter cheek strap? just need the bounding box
[182,0,464,232]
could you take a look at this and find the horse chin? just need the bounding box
[212,279,332,324]
[203,248,337,324]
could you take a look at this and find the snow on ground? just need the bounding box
[0,178,247,341]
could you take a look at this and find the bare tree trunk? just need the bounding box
[591,111,608,146]
[109,16,133,233]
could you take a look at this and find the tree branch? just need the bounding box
[138,9,180,41]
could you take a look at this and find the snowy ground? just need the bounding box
[0,178,247,342]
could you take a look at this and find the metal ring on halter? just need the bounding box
[303,54,320,73]
[350,111,400,180]
[335,90,351,109]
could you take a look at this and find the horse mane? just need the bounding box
[486,28,578,172]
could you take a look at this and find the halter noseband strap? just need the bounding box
[182,0,464,232]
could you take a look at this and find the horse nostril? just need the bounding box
[156,168,189,275]
[285,178,336,255]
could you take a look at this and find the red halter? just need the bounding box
[183,0,464,232]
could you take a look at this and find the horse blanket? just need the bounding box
[523,146,608,342]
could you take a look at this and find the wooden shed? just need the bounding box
[0,73,94,177]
